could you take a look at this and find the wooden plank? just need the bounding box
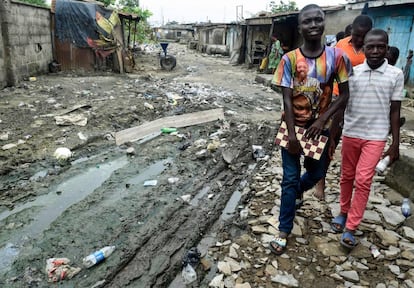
[115,108,225,145]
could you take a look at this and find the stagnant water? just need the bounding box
[0,156,169,273]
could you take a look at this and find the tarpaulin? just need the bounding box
[55,0,114,48]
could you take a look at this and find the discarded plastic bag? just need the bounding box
[181,263,197,284]
[45,257,81,282]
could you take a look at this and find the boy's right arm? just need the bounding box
[282,87,301,155]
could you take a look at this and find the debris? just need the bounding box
[53,147,72,161]
[143,180,157,186]
[161,127,177,133]
[45,258,81,282]
[82,246,116,268]
[168,177,179,184]
[144,102,154,110]
[55,114,88,126]
[252,145,266,159]
[182,263,197,284]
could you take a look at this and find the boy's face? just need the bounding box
[364,33,388,69]
[351,25,371,50]
[298,8,325,41]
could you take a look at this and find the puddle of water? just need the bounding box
[102,159,170,204]
[0,156,129,273]
[219,190,241,221]
[189,186,210,206]
[29,170,48,181]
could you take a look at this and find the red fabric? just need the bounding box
[339,136,385,231]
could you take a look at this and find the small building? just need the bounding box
[155,24,194,43]
[243,6,360,68]
[52,0,139,73]
[346,0,414,86]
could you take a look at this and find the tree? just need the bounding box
[19,0,48,8]
[118,0,153,44]
[269,0,298,13]
[96,0,116,7]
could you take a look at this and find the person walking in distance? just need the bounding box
[270,4,352,255]
[314,15,373,201]
[331,29,404,249]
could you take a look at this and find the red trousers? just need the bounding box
[340,136,386,231]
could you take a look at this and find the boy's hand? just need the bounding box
[328,139,336,160]
[288,139,302,155]
[305,118,324,139]
[384,143,399,164]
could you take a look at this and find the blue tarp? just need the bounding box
[55,0,113,47]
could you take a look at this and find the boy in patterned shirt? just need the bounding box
[270,4,352,255]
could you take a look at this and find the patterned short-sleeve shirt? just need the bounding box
[273,46,352,126]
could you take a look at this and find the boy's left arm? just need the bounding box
[385,100,401,163]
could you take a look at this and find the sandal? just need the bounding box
[331,214,347,233]
[269,237,287,255]
[340,231,357,249]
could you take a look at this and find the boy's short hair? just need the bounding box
[386,46,400,65]
[365,28,389,44]
[298,4,324,22]
[352,15,373,30]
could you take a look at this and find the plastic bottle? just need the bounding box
[161,127,177,133]
[181,263,197,284]
[401,198,412,218]
[82,246,116,268]
[375,156,390,174]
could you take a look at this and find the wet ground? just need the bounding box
[0,43,281,287]
[1,43,414,288]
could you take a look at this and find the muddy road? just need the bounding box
[2,43,413,288]
[0,43,281,287]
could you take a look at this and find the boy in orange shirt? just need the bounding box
[314,15,372,200]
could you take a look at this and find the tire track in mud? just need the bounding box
[106,124,277,287]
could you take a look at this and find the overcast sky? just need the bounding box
[140,0,345,26]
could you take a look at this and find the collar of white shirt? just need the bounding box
[361,58,388,73]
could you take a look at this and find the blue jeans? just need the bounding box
[278,144,329,234]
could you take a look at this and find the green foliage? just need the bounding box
[118,0,153,44]
[269,0,298,13]
[96,0,116,7]
[18,0,49,8]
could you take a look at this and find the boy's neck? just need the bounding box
[301,40,324,58]
[367,59,386,70]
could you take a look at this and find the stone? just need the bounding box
[375,229,400,247]
[384,246,400,260]
[265,264,277,276]
[363,210,382,224]
[229,246,238,259]
[338,270,359,283]
[271,273,299,287]
[377,205,406,228]
[402,226,414,241]
[217,261,232,276]
[388,264,400,276]
[396,259,414,269]
[318,242,347,257]
[209,274,224,287]
[234,283,251,288]
[401,249,414,261]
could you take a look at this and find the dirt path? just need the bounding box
[0,43,282,287]
[3,43,413,288]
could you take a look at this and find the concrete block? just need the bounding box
[386,153,414,200]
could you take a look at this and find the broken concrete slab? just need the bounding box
[115,108,225,145]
